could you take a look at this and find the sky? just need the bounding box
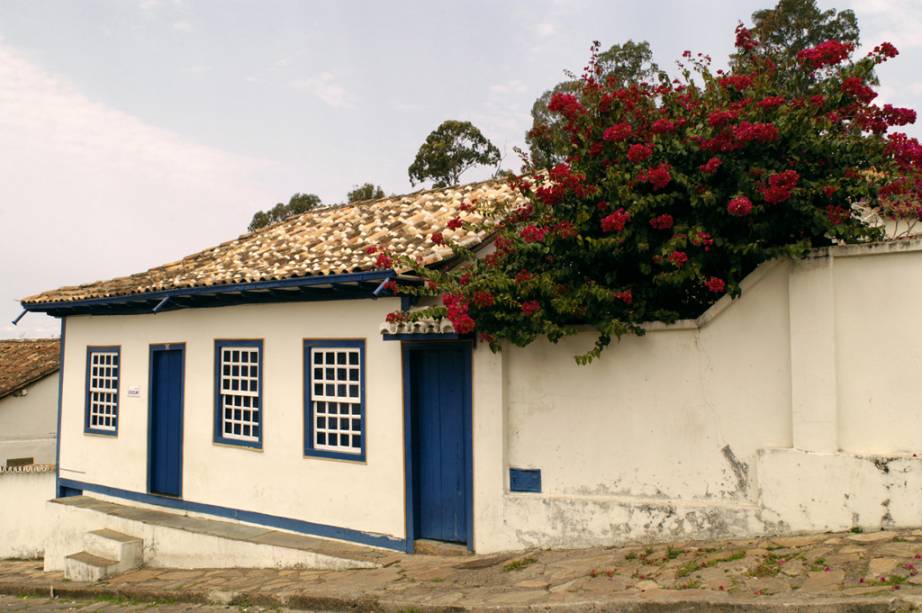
[1,0,920,339]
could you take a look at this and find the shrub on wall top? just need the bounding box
[378,26,921,363]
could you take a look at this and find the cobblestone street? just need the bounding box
[8,529,922,610]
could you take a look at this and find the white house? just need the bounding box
[19,180,922,560]
[0,339,60,467]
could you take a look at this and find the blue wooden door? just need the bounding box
[410,345,471,544]
[149,347,184,497]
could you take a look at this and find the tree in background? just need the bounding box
[733,0,860,91]
[526,41,665,168]
[248,192,322,232]
[408,120,501,188]
[347,183,386,203]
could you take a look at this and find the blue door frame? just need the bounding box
[402,341,473,552]
[147,343,185,498]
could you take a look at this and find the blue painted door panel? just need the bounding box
[150,349,183,497]
[411,346,468,543]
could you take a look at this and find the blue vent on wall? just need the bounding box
[509,468,541,493]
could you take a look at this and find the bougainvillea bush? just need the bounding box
[378,25,922,363]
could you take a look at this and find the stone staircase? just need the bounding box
[64,528,143,582]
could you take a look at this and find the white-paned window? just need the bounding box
[215,341,262,447]
[305,342,364,459]
[86,347,120,434]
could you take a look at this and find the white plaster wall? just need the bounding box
[833,249,922,454]
[59,299,406,541]
[758,448,922,532]
[0,469,56,558]
[0,374,58,466]
[475,260,794,551]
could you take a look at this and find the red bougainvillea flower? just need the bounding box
[601,208,631,233]
[382,279,398,293]
[385,311,406,323]
[718,74,754,90]
[708,109,739,127]
[520,225,549,243]
[704,277,726,293]
[651,118,675,134]
[447,217,463,230]
[639,163,672,191]
[826,205,850,225]
[735,24,757,51]
[425,279,438,290]
[627,143,654,163]
[613,289,633,304]
[603,122,633,141]
[668,251,689,268]
[431,231,445,245]
[472,290,494,308]
[692,231,715,251]
[733,121,780,143]
[365,245,378,254]
[514,269,532,284]
[728,196,753,216]
[700,156,722,173]
[521,300,541,316]
[375,253,393,268]
[841,77,877,103]
[547,91,585,120]
[797,40,854,68]
[759,170,800,204]
[649,214,674,230]
[872,42,899,60]
[756,96,785,109]
[442,293,475,334]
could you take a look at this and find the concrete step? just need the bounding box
[85,529,143,573]
[64,551,119,582]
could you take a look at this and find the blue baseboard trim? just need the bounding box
[58,478,406,552]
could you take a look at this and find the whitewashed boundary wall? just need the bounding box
[0,465,55,559]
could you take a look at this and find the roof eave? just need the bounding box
[23,269,422,317]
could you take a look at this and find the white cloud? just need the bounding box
[490,79,528,95]
[172,20,193,32]
[0,42,288,339]
[847,0,922,50]
[290,72,356,109]
[534,22,557,38]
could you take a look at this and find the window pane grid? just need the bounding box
[311,348,362,454]
[88,351,119,432]
[220,347,260,442]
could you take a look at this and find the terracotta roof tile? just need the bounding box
[0,339,60,399]
[22,180,525,306]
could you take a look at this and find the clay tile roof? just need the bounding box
[22,179,526,306]
[0,339,60,399]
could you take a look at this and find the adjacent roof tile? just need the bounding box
[0,339,60,399]
[22,179,525,306]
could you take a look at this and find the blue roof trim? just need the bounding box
[24,270,406,315]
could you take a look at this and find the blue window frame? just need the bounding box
[85,346,120,436]
[304,340,365,461]
[214,340,263,449]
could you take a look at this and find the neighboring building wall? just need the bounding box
[0,374,58,466]
[59,298,406,543]
[0,465,56,558]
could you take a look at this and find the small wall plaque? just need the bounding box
[127,386,140,398]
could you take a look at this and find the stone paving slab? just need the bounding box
[8,528,922,610]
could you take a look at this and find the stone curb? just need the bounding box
[1,581,920,612]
